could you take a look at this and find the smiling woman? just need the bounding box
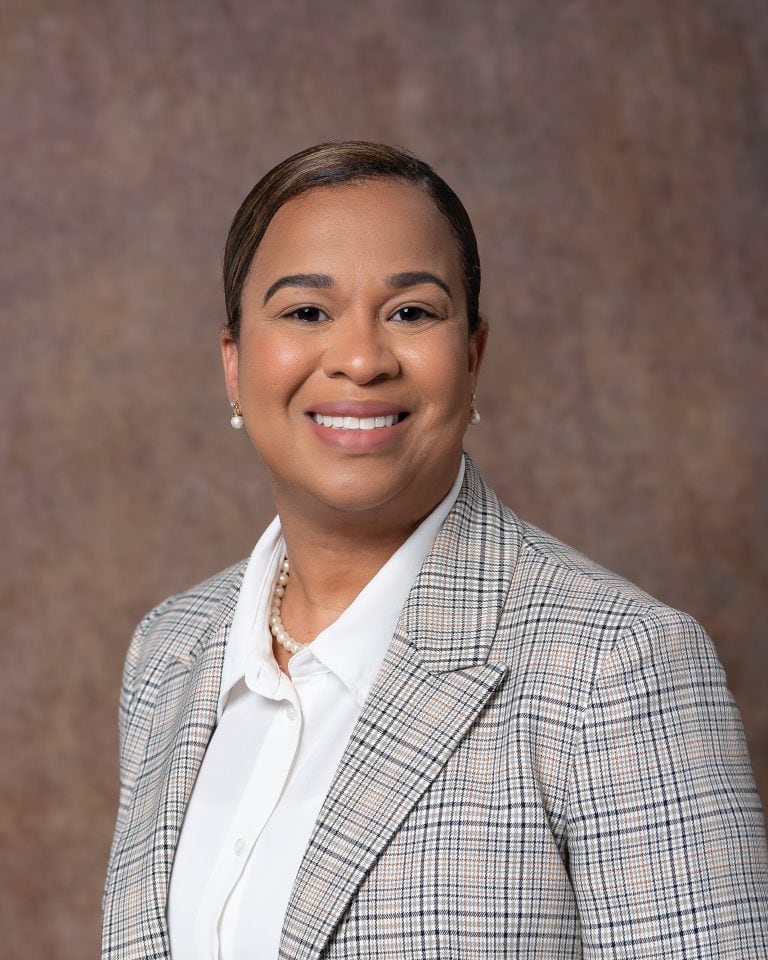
[103,142,768,960]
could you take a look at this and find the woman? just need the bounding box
[103,142,768,959]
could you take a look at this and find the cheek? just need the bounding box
[403,337,472,409]
[239,333,316,401]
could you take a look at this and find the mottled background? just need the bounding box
[1,0,766,954]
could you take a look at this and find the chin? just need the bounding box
[308,468,409,515]
[267,441,462,520]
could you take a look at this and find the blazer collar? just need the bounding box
[403,451,522,672]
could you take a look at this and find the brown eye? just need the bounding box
[287,306,328,324]
[391,306,432,323]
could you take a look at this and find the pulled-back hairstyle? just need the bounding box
[223,141,482,340]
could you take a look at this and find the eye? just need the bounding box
[390,305,434,324]
[284,306,329,324]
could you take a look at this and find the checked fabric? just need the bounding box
[103,455,768,959]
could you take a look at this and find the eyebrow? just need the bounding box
[385,271,452,298]
[261,270,452,306]
[262,273,333,305]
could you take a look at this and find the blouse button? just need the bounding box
[285,705,297,722]
[234,838,246,856]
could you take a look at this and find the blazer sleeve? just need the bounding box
[103,611,147,914]
[566,607,768,958]
[112,597,178,832]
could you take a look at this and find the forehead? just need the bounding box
[249,180,462,280]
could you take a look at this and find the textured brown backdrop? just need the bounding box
[1,0,766,954]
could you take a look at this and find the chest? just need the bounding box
[290,702,579,959]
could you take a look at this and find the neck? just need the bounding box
[275,509,416,646]
[271,465,459,646]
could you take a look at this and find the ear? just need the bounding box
[220,326,240,404]
[468,318,489,385]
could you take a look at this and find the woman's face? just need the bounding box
[221,179,487,525]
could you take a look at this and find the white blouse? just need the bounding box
[167,460,464,960]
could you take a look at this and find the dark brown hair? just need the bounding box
[223,141,482,340]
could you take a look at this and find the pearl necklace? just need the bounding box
[269,558,305,655]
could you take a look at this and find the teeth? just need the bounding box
[312,413,400,430]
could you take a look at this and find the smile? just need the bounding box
[310,413,407,430]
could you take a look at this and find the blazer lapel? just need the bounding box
[280,456,521,960]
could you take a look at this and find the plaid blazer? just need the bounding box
[103,456,768,959]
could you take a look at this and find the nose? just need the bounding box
[321,312,400,384]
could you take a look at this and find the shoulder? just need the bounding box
[481,482,722,710]
[515,514,679,626]
[499,500,702,652]
[124,558,248,686]
[457,457,708,670]
[519,514,723,684]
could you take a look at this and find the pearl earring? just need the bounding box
[470,392,481,425]
[230,400,244,430]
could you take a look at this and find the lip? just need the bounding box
[305,400,411,452]
[307,400,408,418]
